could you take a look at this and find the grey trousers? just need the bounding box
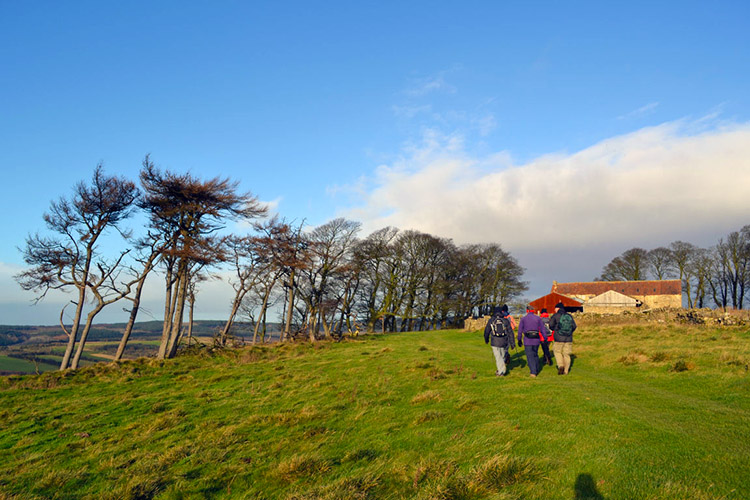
[491,346,508,375]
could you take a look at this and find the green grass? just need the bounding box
[0,322,749,499]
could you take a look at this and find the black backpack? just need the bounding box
[490,316,512,337]
[558,313,574,336]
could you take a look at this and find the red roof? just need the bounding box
[528,292,583,312]
[552,280,681,296]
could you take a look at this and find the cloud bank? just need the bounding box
[343,119,750,257]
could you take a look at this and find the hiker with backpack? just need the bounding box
[549,302,577,375]
[517,306,549,378]
[484,305,516,377]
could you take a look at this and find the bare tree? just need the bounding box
[716,230,750,309]
[598,248,649,281]
[688,247,713,309]
[353,227,399,332]
[218,235,271,345]
[670,241,698,308]
[16,165,138,370]
[298,218,361,340]
[647,247,675,280]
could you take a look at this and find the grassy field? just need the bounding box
[0,320,749,499]
[0,355,58,374]
[0,341,162,374]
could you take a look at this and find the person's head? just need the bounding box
[526,305,536,314]
[554,302,564,312]
[540,308,548,314]
[492,306,503,315]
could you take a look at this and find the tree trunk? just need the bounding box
[283,269,295,341]
[115,280,147,361]
[70,305,103,369]
[166,267,190,358]
[158,265,176,359]
[187,291,195,347]
[220,289,247,346]
[253,283,274,345]
[60,287,85,370]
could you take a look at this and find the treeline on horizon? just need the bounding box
[598,225,750,309]
[15,158,527,370]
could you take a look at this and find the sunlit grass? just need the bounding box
[0,320,749,499]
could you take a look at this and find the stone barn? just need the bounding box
[551,280,682,310]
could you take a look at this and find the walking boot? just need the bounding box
[557,367,564,375]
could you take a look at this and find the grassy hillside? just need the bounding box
[0,321,749,499]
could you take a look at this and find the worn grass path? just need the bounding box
[0,321,748,499]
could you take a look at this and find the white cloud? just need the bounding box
[404,74,456,97]
[392,104,433,119]
[618,102,659,120]
[342,119,750,256]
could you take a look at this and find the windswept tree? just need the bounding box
[16,165,138,370]
[139,159,267,359]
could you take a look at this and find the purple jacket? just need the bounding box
[518,313,549,346]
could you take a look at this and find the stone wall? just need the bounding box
[463,316,490,332]
[463,315,521,332]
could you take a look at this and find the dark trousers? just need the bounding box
[540,340,552,364]
[525,344,540,375]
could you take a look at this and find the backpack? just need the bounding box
[490,316,512,337]
[557,313,574,336]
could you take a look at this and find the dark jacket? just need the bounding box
[484,308,515,349]
[549,306,576,343]
[517,312,549,346]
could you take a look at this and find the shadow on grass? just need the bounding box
[510,349,527,369]
[574,473,604,499]
[569,354,577,373]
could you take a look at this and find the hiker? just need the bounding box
[549,302,577,375]
[483,305,516,376]
[517,306,549,378]
[539,308,553,366]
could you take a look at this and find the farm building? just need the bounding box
[584,290,641,314]
[551,280,682,310]
[528,292,583,313]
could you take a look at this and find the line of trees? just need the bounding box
[597,225,750,309]
[16,159,527,369]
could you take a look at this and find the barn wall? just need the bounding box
[641,295,682,308]
[584,305,640,314]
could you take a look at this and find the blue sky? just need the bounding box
[1,1,749,324]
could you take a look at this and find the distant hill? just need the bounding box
[0,320,280,346]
